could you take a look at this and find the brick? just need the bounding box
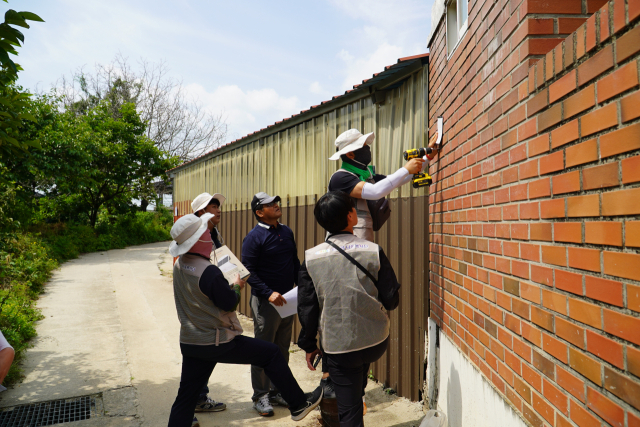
[549,70,576,103]
[629,346,640,377]
[529,178,550,199]
[622,155,640,183]
[551,120,579,149]
[544,378,569,415]
[600,123,640,158]
[528,134,549,157]
[526,0,581,13]
[569,298,602,328]
[539,150,564,175]
[531,306,553,332]
[577,45,614,86]
[511,223,529,240]
[522,322,542,347]
[621,90,640,123]
[532,390,555,424]
[521,244,540,264]
[631,413,640,427]
[537,103,562,132]
[513,297,530,319]
[554,222,582,243]
[524,38,565,57]
[557,366,586,402]
[603,309,640,345]
[616,25,640,63]
[604,251,640,281]
[522,404,544,427]
[600,4,611,41]
[586,330,623,368]
[532,349,555,379]
[527,89,548,117]
[530,223,552,241]
[627,221,640,247]
[568,247,601,272]
[541,245,566,267]
[564,84,595,119]
[603,366,640,411]
[510,183,528,202]
[598,62,639,103]
[586,14,597,53]
[519,159,538,179]
[602,187,640,216]
[556,316,584,348]
[565,34,575,68]
[542,289,567,314]
[566,138,598,168]
[585,221,622,246]
[581,102,618,137]
[540,198,565,218]
[553,171,580,195]
[543,332,568,362]
[576,24,586,60]
[583,162,619,190]
[567,194,600,217]
[558,18,586,34]
[587,387,624,427]
[504,277,520,297]
[586,275,624,307]
[556,269,583,294]
[519,118,537,141]
[531,265,553,286]
[631,0,640,21]
[554,44,563,75]
[587,0,608,13]
[522,362,542,390]
[570,399,601,426]
[569,347,602,385]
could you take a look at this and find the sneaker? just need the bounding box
[253,394,274,417]
[191,417,200,427]
[320,377,336,399]
[195,396,226,412]
[290,386,323,421]
[269,392,288,407]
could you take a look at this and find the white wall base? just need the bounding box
[436,334,527,427]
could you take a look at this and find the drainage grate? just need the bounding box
[0,394,101,426]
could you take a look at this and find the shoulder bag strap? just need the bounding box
[326,239,378,285]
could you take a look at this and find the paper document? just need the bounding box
[211,245,250,283]
[269,287,298,318]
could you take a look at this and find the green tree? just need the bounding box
[0,2,43,160]
[26,99,178,226]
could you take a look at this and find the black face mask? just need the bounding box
[342,145,371,169]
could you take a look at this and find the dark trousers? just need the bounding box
[167,336,305,427]
[250,294,294,400]
[325,338,389,427]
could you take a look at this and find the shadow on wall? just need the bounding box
[447,364,462,427]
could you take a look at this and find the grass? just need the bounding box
[0,208,173,386]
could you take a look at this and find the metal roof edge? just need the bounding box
[168,53,429,174]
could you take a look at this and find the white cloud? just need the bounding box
[327,0,433,91]
[184,83,301,142]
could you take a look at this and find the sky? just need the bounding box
[15,0,434,143]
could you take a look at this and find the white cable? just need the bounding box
[360,167,410,200]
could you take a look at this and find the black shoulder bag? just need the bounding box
[326,240,378,285]
[367,198,391,231]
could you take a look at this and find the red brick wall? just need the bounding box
[428,0,640,425]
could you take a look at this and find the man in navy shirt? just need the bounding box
[242,192,300,417]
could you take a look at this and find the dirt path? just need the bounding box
[0,242,425,427]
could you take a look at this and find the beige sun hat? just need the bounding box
[328,129,375,161]
[191,192,226,213]
[169,213,215,257]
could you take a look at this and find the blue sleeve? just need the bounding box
[199,265,240,312]
[241,232,272,299]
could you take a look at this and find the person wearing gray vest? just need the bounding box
[167,213,323,427]
[297,191,401,427]
[328,129,437,242]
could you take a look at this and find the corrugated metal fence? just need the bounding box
[172,63,431,401]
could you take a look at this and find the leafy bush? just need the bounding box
[0,209,172,385]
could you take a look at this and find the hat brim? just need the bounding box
[329,132,374,161]
[169,213,214,257]
[252,195,281,211]
[192,193,226,213]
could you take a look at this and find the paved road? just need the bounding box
[0,242,424,427]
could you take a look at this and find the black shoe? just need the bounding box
[320,377,336,399]
[290,386,323,421]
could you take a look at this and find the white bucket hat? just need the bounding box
[328,129,375,161]
[169,213,215,257]
[191,192,226,213]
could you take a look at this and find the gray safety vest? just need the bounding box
[305,233,389,354]
[173,254,243,345]
[330,169,374,242]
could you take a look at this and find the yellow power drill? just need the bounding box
[403,117,443,188]
[403,148,434,188]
